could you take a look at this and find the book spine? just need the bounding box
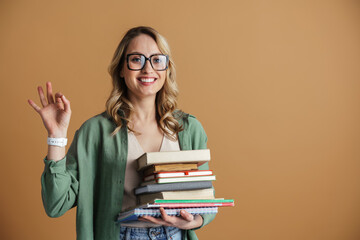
[156,176,216,184]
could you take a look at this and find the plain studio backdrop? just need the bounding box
[1,0,360,239]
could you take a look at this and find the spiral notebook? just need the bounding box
[117,207,218,223]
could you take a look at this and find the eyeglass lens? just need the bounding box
[128,54,168,71]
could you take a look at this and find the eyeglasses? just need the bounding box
[126,54,169,71]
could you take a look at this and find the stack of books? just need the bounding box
[117,149,234,223]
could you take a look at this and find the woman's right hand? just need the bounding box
[28,82,71,138]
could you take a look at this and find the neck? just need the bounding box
[128,94,157,122]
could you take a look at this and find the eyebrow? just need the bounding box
[128,51,162,55]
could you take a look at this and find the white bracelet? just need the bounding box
[47,137,68,147]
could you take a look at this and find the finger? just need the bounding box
[54,92,64,109]
[159,208,176,225]
[138,217,150,222]
[55,97,63,104]
[55,92,63,99]
[38,86,47,107]
[27,99,41,113]
[180,210,194,222]
[46,82,55,104]
[61,95,71,113]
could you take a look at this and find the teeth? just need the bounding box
[139,78,156,83]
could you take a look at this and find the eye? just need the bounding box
[152,57,163,64]
[131,57,141,63]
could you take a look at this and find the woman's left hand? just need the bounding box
[138,208,203,230]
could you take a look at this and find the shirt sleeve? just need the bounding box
[41,130,79,218]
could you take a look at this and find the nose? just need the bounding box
[141,59,154,73]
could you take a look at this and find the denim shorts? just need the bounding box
[119,226,182,240]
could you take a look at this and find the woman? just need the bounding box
[28,26,215,240]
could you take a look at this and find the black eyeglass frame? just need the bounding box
[126,53,169,71]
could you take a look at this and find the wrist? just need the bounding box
[48,131,67,138]
[47,137,68,147]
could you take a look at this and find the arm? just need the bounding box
[28,82,77,217]
[41,131,79,217]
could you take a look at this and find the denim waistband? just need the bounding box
[120,226,181,240]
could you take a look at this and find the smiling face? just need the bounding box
[120,34,166,101]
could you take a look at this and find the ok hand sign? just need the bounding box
[28,82,71,138]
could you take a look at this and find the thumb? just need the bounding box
[180,210,194,222]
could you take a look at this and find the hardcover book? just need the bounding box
[141,175,216,186]
[143,170,213,181]
[135,181,213,195]
[137,149,211,170]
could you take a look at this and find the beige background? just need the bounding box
[1,0,360,239]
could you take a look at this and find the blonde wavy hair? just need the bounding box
[106,26,183,140]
